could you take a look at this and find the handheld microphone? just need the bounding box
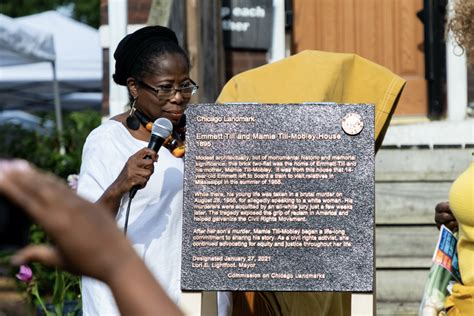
[129,117,173,199]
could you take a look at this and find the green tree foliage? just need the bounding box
[0,110,101,178]
[72,0,101,29]
[0,0,68,18]
[0,0,100,28]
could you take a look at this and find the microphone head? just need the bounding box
[152,117,173,139]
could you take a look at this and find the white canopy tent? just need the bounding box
[0,14,56,65]
[0,12,64,150]
[0,11,102,112]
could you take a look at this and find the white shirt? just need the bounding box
[77,120,184,315]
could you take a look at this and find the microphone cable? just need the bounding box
[124,191,134,235]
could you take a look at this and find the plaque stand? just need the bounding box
[180,292,372,315]
[179,292,217,316]
[351,293,373,315]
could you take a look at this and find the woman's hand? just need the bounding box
[0,159,182,316]
[434,201,458,232]
[113,148,158,194]
[98,148,158,215]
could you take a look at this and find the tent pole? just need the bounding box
[52,61,65,155]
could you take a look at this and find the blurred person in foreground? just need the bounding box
[0,159,182,316]
[434,0,474,315]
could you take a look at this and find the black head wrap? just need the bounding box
[113,26,179,86]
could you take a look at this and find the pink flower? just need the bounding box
[67,174,79,191]
[16,265,33,283]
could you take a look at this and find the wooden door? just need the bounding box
[293,0,427,116]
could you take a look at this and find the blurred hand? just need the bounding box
[0,159,135,280]
[434,201,458,232]
[0,159,182,315]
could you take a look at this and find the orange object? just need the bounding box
[172,146,185,158]
[145,121,153,132]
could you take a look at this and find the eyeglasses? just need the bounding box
[137,79,199,100]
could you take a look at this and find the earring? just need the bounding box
[134,110,153,132]
[126,98,140,130]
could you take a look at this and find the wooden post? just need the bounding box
[179,292,217,316]
[351,293,374,316]
[197,1,225,103]
[186,0,202,102]
[169,0,187,46]
[185,1,225,103]
[147,0,173,26]
[148,0,186,46]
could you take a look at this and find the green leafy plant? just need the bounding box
[0,110,101,177]
[16,265,81,316]
[0,110,101,314]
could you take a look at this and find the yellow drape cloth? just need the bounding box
[445,162,474,315]
[216,50,406,316]
[449,162,474,286]
[445,283,474,315]
[217,50,406,151]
